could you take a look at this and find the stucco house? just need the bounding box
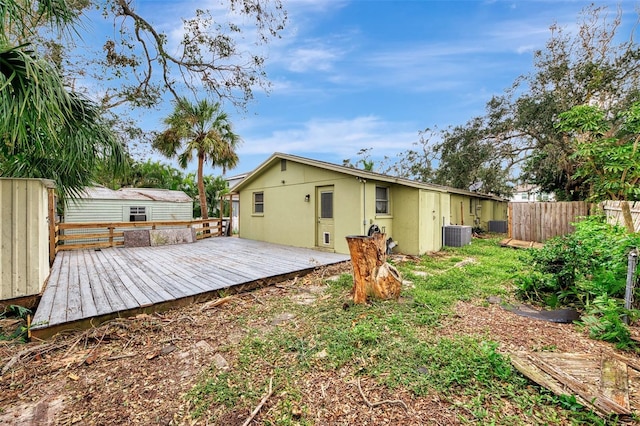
[64,186,194,223]
[233,153,507,256]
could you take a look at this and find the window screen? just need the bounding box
[375,186,389,214]
[320,191,333,218]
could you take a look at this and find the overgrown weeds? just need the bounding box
[0,305,31,342]
[186,238,606,424]
[514,215,640,349]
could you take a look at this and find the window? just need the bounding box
[280,158,287,171]
[129,206,147,222]
[375,186,389,214]
[320,191,333,218]
[253,192,264,214]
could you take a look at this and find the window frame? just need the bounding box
[129,206,147,222]
[253,191,264,215]
[375,185,390,215]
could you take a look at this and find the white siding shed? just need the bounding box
[64,187,193,223]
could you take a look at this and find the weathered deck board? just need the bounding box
[77,252,99,319]
[32,238,349,338]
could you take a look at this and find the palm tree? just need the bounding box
[0,1,126,197]
[153,97,240,220]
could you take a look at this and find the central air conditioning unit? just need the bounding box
[488,220,508,233]
[443,225,472,247]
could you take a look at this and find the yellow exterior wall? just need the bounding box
[449,194,505,229]
[238,158,507,255]
[239,161,364,254]
[0,178,54,300]
[479,200,508,230]
[450,194,470,226]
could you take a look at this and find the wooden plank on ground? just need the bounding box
[499,238,544,249]
[600,358,630,410]
[510,353,590,406]
[518,352,631,416]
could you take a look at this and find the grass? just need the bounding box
[185,237,612,425]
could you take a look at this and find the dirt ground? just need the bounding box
[0,262,633,425]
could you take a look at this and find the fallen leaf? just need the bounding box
[85,351,98,365]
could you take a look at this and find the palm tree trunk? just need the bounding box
[197,152,208,221]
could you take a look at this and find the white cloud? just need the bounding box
[238,115,418,158]
[287,46,342,72]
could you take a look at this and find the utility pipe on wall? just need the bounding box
[357,177,367,234]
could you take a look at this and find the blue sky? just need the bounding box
[82,1,638,178]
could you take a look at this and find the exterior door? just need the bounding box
[316,186,334,249]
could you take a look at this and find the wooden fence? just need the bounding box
[50,218,224,264]
[508,201,591,243]
[601,201,640,233]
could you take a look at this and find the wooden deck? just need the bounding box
[31,238,350,339]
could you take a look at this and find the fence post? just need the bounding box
[624,248,638,324]
[47,188,56,266]
[108,226,114,248]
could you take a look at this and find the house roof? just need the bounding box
[513,184,540,193]
[225,173,248,190]
[233,152,506,202]
[75,186,193,203]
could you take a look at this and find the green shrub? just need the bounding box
[514,215,640,349]
[581,294,637,350]
[515,215,639,307]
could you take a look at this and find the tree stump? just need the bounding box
[345,233,402,304]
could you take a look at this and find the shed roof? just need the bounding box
[0,177,56,188]
[233,153,506,202]
[75,186,192,203]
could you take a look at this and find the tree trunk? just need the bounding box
[621,200,635,234]
[197,151,208,220]
[346,233,402,304]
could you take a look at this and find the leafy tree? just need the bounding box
[182,173,229,218]
[0,0,125,197]
[494,5,640,198]
[3,1,286,159]
[153,98,240,220]
[88,0,287,110]
[395,5,640,199]
[343,148,375,171]
[557,102,640,232]
[126,160,185,190]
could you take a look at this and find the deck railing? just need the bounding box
[50,218,224,263]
